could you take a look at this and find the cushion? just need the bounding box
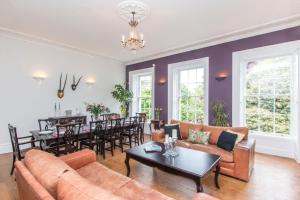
[226,130,245,145]
[217,131,237,152]
[187,129,210,145]
[175,140,192,148]
[24,149,75,197]
[171,120,203,139]
[190,144,234,163]
[76,162,131,192]
[113,179,173,200]
[57,171,125,200]
[163,124,181,139]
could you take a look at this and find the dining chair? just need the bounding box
[8,124,37,175]
[47,123,81,156]
[122,116,139,148]
[136,113,147,144]
[38,119,56,131]
[106,118,124,156]
[80,120,107,159]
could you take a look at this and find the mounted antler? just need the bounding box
[57,73,68,99]
[71,75,82,91]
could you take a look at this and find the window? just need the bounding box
[129,68,154,120]
[168,58,209,124]
[233,41,300,137]
[137,75,153,119]
[245,56,292,135]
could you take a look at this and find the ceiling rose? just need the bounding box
[118,0,149,22]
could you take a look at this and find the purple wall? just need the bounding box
[126,26,300,124]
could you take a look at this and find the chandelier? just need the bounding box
[121,11,145,53]
[118,0,149,53]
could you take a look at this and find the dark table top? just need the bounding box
[125,141,221,177]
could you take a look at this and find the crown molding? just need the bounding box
[0,27,122,63]
[125,14,300,65]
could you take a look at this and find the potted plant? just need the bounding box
[85,102,110,120]
[111,83,133,117]
[212,101,229,127]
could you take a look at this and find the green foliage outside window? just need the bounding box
[245,56,292,135]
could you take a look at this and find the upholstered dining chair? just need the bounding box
[106,118,124,156]
[136,113,147,144]
[47,123,81,156]
[80,120,107,159]
[123,116,140,148]
[8,124,37,175]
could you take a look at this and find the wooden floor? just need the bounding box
[1,138,300,200]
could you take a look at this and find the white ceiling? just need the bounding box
[0,0,300,64]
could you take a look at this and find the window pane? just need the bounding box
[179,67,205,123]
[138,75,152,119]
[245,55,292,135]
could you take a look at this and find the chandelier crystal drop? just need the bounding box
[121,11,145,53]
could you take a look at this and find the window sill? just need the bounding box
[250,132,293,140]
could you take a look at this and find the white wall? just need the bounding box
[0,34,124,154]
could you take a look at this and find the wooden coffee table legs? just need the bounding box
[214,165,220,189]
[194,165,220,193]
[125,153,131,177]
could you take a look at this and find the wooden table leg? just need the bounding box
[125,153,131,177]
[194,178,203,193]
[215,165,220,189]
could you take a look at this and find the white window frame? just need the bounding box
[129,67,155,119]
[232,41,300,162]
[168,57,209,124]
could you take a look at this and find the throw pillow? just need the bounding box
[226,130,245,145]
[217,131,238,151]
[164,124,181,139]
[187,129,210,145]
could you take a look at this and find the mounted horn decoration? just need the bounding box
[57,73,68,99]
[71,75,82,91]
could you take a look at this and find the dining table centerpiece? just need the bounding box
[85,102,110,120]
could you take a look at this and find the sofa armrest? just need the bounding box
[151,129,165,142]
[233,138,256,181]
[59,149,96,170]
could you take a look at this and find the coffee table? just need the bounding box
[125,141,221,192]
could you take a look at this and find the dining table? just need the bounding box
[30,120,133,150]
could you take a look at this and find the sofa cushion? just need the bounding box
[24,149,75,197]
[217,131,237,151]
[171,120,203,139]
[114,179,173,200]
[76,162,131,192]
[164,124,181,139]
[187,129,210,145]
[226,130,245,145]
[190,144,234,163]
[203,125,248,145]
[57,171,125,200]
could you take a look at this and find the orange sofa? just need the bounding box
[152,120,255,182]
[15,149,218,200]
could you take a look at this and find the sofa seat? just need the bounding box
[77,162,131,192]
[190,143,234,163]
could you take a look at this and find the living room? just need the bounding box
[0,1,300,200]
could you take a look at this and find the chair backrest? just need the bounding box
[8,124,21,159]
[89,120,107,138]
[38,119,55,131]
[109,118,125,136]
[56,123,81,154]
[129,116,139,131]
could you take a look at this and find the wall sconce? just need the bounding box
[32,71,47,84]
[85,78,96,86]
[215,73,228,81]
[158,78,166,86]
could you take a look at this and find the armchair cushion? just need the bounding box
[59,149,96,170]
[24,149,75,197]
[57,171,125,200]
